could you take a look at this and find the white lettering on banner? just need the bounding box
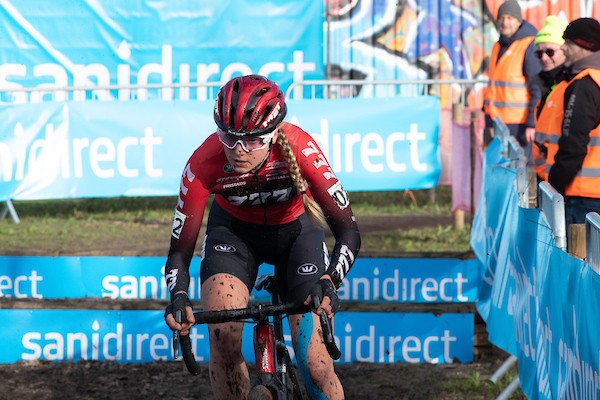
[305,119,429,174]
[0,123,162,182]
[535,306,553,398]
[0,270,43,299]
[0,43,315,103]
[557,307,600,398]
[337,268,469,302]
[341,324,458,363]
[103,266,202,300]
[21,320,190,362]
[512,253,537,360]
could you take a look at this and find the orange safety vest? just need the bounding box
[535,68,600,198]
[484,37,534,125]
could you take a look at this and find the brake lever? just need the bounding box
[173,309,182,359]
[312,293,341,360]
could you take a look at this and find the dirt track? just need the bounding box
[0,214,516,400]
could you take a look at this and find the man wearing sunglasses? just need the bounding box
[483,0,541,154]
[163,74,361,399]
[531,15,567,181]
[535,18,600,225]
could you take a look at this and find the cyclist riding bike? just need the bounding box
[164,74,361,400]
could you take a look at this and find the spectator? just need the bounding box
[483,0,541,156]
[537,17,600,224]
[532,15,567,180]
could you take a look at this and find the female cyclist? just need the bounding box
[164,74,361,400]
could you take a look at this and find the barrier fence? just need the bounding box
[471,133,600,399]
[1,78,489,225]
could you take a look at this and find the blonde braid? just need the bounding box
[276,127,327,228]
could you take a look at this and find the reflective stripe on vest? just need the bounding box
[483,37,534,124]
[536,69,600,197]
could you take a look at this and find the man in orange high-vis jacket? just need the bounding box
[536,18,600,224]
[532,16,567,181]
[484,0,541,157]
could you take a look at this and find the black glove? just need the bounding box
[164,292,193,325]
[309,279,340,314]
[534,141,548,157]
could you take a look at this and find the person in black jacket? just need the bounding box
[547,18,600,224]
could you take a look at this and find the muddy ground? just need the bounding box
[0,214,514,400]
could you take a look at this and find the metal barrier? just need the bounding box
[505,137,531,208]
[538,182,567,251]
[586,212,600,273]
[0,200,19,224]
[284,78,489,105]
[493,116,510,150]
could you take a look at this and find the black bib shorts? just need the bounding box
[200,202,329,304]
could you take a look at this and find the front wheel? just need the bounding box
[248,384,274,400]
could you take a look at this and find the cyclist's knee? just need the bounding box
[209,323,244,357]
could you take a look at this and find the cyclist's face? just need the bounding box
[222,130,278,173]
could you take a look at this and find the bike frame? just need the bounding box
[174,274,340,399]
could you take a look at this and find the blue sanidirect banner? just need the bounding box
[470,137,600,399]
[0,1,323,101]
[0,310,473,364]
[0,97,441,199]
[0,256,475,303]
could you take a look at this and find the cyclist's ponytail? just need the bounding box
[276,127,328,229]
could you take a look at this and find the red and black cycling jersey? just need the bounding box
[166,122,361,293]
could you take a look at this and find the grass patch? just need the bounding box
[1,187,470,255]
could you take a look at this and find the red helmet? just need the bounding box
[214,75,287,136]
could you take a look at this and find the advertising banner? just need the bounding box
[471,138,600,399]
[0,1,323,102]
[0,97,441,200]
[0,309,473,365]
[0,256,475,303]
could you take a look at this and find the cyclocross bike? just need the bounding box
[173,274,341,400]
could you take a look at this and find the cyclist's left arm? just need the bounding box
[289,125,361,289]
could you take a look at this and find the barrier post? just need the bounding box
[0,200,20,224]
[470,111,478,222]
[567,224,586,260]
[537,182,567,250]
[452,103,465,229]
[585,212,600,273]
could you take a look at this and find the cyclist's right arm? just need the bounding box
[164,147,211,334]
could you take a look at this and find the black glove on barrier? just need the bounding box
[310,279,340,314]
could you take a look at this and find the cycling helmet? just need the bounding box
[214,75,287,136]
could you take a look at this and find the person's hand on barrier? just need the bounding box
[164,292,195,335]
[525,127,536,143]
[305,276,340,319]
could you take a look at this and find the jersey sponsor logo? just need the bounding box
[334,245,355,282]
[297,263,319,275]
[327,181,350,210]
[302,141,336,180]
[215,244,236,253]
[222,181,246,189]
[226,187,292,206]
[322,242,330,267]
[177,163,196,209]
[171,210,187,239]
[165,268,178,291]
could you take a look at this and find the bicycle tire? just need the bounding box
[248,384,274,400]
[280,352,306,400]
